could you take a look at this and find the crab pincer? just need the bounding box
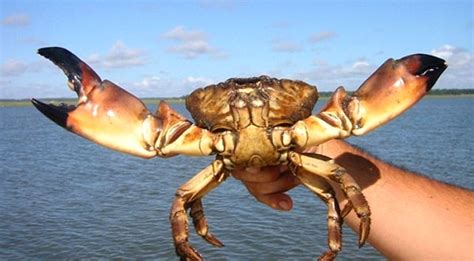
[290,53,446,251]
[31,47,160,158]
[32,47,224,261]
[32,46,447,260]
[348,53,447,135]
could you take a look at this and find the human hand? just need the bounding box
[232,165,300,211]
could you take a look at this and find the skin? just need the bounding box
[233,139,474,260]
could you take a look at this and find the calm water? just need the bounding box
[1,97,473,260]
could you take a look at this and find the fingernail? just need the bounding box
[278,200,290,210]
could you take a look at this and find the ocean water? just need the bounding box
[1,97,473,260]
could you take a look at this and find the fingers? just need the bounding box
[244,170,298,195]
[233,166,300,211]
[233,165,283,183]
[253,191,294,211]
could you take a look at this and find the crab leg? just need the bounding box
[170,160,227,261]
[288,152,371,248]
[291,54,447,148]
[31,47,216,158]
[189,199,225,247]
[290,156,342,261]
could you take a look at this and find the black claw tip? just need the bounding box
[417,54,447,91]
[31,98,72,129]
[399,54,447,92]
[38,47,101,96]
[38,47,83,78]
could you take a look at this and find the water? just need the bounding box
[1,97,473,260]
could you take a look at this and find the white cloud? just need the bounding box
[308,31,336,43]
[135,76,162,89]
[351,59,372,74]
[167,40,215,59]
[132,75,214,97]
[352,60,370,69]
[20,36,47,45]
[294,45,473,91]
[162,26,227,59]
[431,44,472,67]
[431,44,473,88]
[131,76,173,97]
[271,39,302,53]
[87,41,146,68]
[163,26,207,42]
[1,13,30,26]
[198,0,240,10]
[294,58,377,91]
[1,59,28,77]
[182,76,214,88]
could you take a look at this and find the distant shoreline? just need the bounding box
[1,91,473,107]
[0,98,185,107]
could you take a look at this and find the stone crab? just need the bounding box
[31,47,446,260]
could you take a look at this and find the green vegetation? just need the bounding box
[426,88,474,96]
[1,89,473,107]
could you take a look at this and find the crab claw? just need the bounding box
[31,47,159,158]
[348,53,447,135]
[292,54,446,153]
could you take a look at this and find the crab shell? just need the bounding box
[187,76,318,130]
[186,76,318,167]
[31,47,446,261]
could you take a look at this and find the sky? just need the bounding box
[1,0,473,99]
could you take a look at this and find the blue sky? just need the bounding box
[1,0,473,99]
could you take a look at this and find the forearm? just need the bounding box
[321,140,474,259]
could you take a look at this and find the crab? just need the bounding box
[31,47,446,260]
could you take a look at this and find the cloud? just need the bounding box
[167,40,215,59]
[87,41,146,68]
[431,44,473,88]
[294,45,473,91]
[1,59,28,77]
[0,56,54,79]
[351,58,371,73]
[163,26,207,42]
[1,13,30,26]
[269,21,290,29]
[308,31,336,43]
[271,39,303,53]
[431,44,472,67]
[132,76,169,97]
[198,0,240,10]
[20,36,47,45]
[183,76,214,88]
[294,58,376,91]
[162,26,227,59]
[133,75,214,97]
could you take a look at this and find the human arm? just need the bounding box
[233,139,474,259]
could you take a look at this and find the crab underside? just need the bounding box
[32,47,446,260]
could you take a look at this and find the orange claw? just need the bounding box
[294,54,447,148]
[31,47,159,158]
[348,54,447,135]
